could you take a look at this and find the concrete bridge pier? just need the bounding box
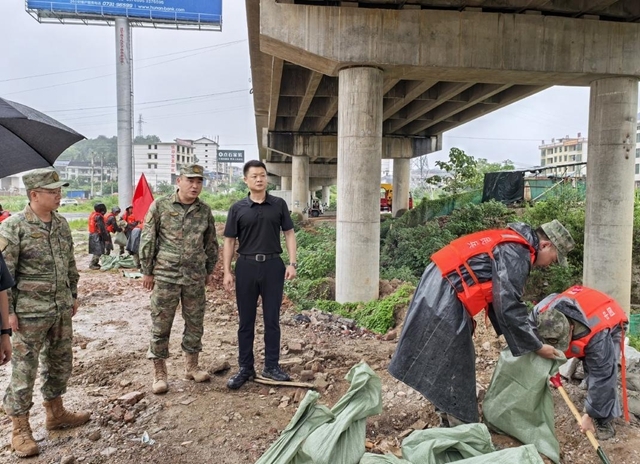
[336,67,383,303]
[280,176,291,190]
[583,77,638,314]
[322,186,331,207]
[291,154,309,217]
[392,158,411,217]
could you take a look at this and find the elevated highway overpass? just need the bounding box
[246,0,640,308]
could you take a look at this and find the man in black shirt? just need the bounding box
[223,160,298,389]
[0,251,14,366]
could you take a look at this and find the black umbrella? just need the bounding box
[0,97,85,178]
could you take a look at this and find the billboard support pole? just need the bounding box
[115,17,133,208]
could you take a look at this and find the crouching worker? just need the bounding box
[530,285,628,440]
[88,203,110,270]
[388,220,575,427]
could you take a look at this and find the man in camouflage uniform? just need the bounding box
[0,168,91,458]
[140,164,218,394]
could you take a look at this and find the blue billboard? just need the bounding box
[27,1,222,25]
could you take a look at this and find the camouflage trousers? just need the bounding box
[147,280,206,359]
[4,311,73,416]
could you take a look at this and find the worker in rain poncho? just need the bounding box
[388,220,575,425]
[529,285,628,440]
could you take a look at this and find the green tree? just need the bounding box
[134,135,161,145]
[427,147,480,195]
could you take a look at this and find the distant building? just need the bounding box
[192,137,218,172]
[539,133,588,177]
[133,139,196,189]
[0,173,26,195]
[54,159,118,187]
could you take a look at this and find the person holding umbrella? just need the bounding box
[0,168,91,457]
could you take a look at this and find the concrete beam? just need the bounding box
[264,133,435,160]
[265,161,337,179]
[267,57,284,131]
[387,82,474,133]
[404,83,512,133]
[260,1,640,84]
[424,84,548,135]
[293,71,323,131]
[383,80,438,120]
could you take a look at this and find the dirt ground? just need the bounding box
[1,231,640,463]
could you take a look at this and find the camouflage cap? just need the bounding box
[180,164,204,178]
[536,308,571,352]
[541,219,575,266]
[23,167,69,190]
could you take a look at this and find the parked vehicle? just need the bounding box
[59,198,79,206]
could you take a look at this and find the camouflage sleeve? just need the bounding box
[139,201,159,276]
[204,208,218,275]
[0,223,20,313]
[63,221,80,297]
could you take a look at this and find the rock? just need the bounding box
[100,447,117,456]
[410,419,427,430]
[481,342,491,351]
[124,410,136,423]
[280,357,304,366]
[396,391,406,397]
[383,330,397,341]
[222,415,230,422]
[109,405,125,422]
[60,455,75,464]
[119,379,132,388]
[209,360,231,374]
[87,339,107,351]
[118,391,145,405]
[559,357,580,379]
[628,390,640,418]
[87,430,101,442]
[287,342,304,353]
[300,370,315,382]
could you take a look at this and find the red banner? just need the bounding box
[132,173,154,223]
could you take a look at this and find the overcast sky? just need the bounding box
[1,1,639,172]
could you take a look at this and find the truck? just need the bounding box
[380,184,413,212]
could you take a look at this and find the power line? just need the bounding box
[0,40,246,84]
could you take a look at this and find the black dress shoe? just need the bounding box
[226,367,256,390]
[261,365,291,382]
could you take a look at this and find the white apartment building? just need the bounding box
[539,133,588,177]
[134,139,196,189]
[192,137,219,172]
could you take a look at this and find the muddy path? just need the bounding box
[1,242,639,463]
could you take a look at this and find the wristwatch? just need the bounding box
[0,328,12,337]
[289,262,298,269]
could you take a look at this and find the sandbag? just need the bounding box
[298,362,383,464]
[114,231,128,247]
[482,348,565,463]
[99,254,137,271]
[255,391,334,464]
[359,424,544,464]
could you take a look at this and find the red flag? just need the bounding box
[132,173,154,223]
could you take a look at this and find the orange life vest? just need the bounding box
[88,211,100,234]
[431,229,536,317]
[0,211,10,223]
[104,213,116,233]
[123,211,136,224]
[539,285,628,358]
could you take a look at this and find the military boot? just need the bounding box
[89,255,100,270]
[43,396,91,430]
[152,359,169,394]
[184,352,210,383]
[10,414,39,458]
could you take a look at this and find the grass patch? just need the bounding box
[314,284,415,334]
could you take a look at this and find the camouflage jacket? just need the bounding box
[139,193,218,284]
[0,204,79,316]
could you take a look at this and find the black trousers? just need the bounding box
[235,257,286,368]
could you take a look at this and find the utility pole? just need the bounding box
[90,152,95,198]
[100,152,104,196]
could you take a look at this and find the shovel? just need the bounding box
[550,373,612,464]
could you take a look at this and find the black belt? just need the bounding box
[239,253,280,262]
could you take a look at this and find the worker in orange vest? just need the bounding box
[104,207,124,255]
[530,286,628,440]
[388,220,575,426]
[0,205,10,223]
[87,203,110,270]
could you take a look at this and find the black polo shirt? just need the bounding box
[224,193,294,255]
[0,252,14,292]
